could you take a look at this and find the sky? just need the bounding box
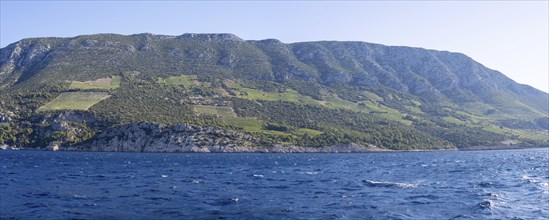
[1,1,548,92]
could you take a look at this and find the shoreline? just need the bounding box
[1,145,547,154]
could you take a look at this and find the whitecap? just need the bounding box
[362,180,418,188]
[192,180,201,184]
[477,199,495,209]
[486,192,499,198]
[522,175,549,188]
[253,174,264,178]
[305,172,318,175]
[521,175,536,183]
[161,175,168,178]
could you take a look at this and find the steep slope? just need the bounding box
[0,33,547,151]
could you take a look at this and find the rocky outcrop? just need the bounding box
[13,111,99,149]
[0,112,13,122]
[68,122,259,152]
[62,122,386,153]
[0,40,53,87]
[177,33,244,42]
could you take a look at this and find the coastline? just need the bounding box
[457,145,549,151]
[2,143,546,153]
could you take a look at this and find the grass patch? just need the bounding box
[193,105,218,115]
[216,107,238,118]
[158,75,198,88]
[442,116,466,125]
[238,88,318,105]
[225,80,318,105]
[225,80,413,125]
[69,76,120,90]
[193,105,237,118]
[294,128,323,136]
[362,91,383,102]
[483,125,549,142]
[38,92,110,111]
[320,94,406,122]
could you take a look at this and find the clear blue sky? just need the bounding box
[1,1,547,92]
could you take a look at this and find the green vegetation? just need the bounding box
[230,98,455,149]
[224,117,263,132]
[225,80,317,104]
[38,92,110,111]
[89,84,199,125]
[157,75,198,88]
[294,128,323,137]
[193,105,237,118]
[1,33,547,150]
[223,79,403,123]
[69,76,121,90]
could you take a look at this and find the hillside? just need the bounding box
[0,33,547,151]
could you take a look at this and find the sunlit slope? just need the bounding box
[0,33,547,149]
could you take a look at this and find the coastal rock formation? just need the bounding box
[69,122,258,152]
[64,122,385,153]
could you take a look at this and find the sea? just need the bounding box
[1,148,548,219]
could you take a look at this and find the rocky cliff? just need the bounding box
[69,122,257,153]
[64,122,385,153]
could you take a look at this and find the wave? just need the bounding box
[522,175,549,188]
[477,199,495,210]
[362,180,419,188]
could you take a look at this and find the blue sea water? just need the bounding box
[1,148,548,219]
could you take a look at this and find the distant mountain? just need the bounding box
[0,33,547,151]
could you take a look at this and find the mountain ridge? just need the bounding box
[0,33,547,151]
[2,33,546,93]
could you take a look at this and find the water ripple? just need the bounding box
[1,148,548,219]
